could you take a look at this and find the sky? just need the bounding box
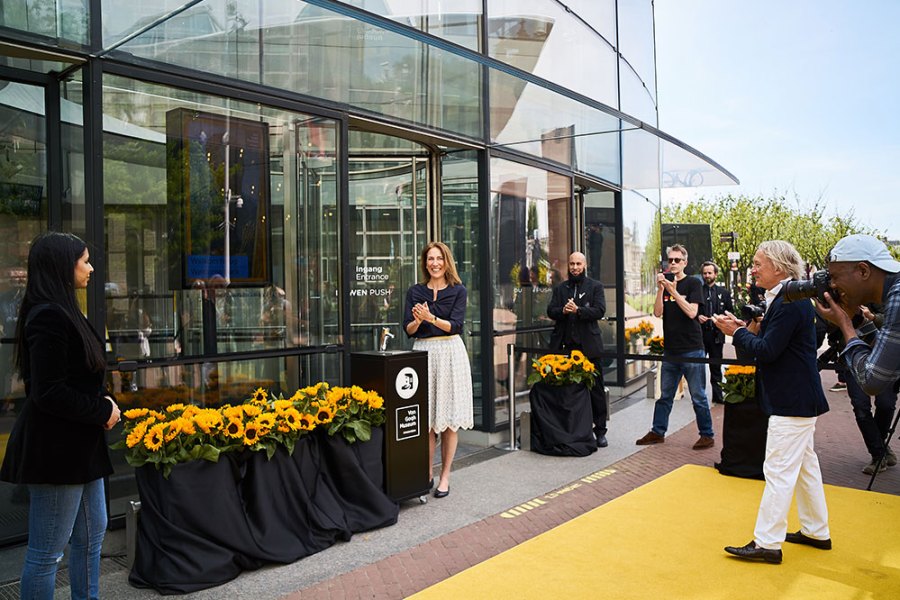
[654,0,900,241]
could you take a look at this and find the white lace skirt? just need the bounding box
[413,335,474,432]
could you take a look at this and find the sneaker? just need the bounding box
[885,447,898,467]
[828,382,847,392]
[692,435,715,450]
[635,431,665,445]
[863,459,887,475]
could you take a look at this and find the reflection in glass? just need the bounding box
[101,75,340,370]
[110,1,482,139]
[490,68,620,185]
[581,187,617,384]
[0,0,89,45]
[617,0,657,100]
[440,151,481,426]
[354,0,482,51]
[487,0,617,108]
[491,158,571,422]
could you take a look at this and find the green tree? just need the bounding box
[647,193,891,305]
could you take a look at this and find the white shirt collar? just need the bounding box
[763,278,792,313]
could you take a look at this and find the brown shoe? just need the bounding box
[692,435,715,450]
[636,431,665,445]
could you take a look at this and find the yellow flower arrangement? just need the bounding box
[722,365,757,404]
[648,336,664,355]
[112,382,386,478]
[526,350,598,389]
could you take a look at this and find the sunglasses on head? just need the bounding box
[667,257,684,264]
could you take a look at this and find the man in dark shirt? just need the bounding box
[697,261,734,404]
[636,244,714,449]
[548,252,608,447]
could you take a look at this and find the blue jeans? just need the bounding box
[652,348,714,437]
[22,478,107,600]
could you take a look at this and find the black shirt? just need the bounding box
[662,276,705,353]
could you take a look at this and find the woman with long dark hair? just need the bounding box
[403,242,473,498]
[1,232,120,599]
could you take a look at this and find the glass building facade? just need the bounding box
[0,0,735,545]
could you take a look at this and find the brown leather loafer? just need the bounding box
[692,435,715,450]
[784,531,832,550]
[724,541,782,564]
[635,431,664,445]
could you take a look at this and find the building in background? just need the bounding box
[0,0,735,545]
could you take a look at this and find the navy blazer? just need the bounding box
[0,304,114,484]
[548,276,606,358]
[732,291,828,418]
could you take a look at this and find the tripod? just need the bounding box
[867,406,900,491]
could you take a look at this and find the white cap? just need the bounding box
[829,234,900,273]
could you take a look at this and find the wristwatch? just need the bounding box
[431,315,438,324]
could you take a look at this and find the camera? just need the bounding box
[817,320,878,371]
[741,301,766,320]
[783,270,832,303]
[664,272,675,282]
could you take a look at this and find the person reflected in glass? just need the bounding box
[0,264,26,410]
[403,242,473,498]
[0,232,121,599]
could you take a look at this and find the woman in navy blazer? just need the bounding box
[714,240,831,564]
[0,232,121,599]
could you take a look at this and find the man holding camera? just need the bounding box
[636,244,714,450]
[698,261,734,404]
[815,234,900,473]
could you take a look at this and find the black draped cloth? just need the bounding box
[529,383,597,457]
[715,400,769,479]
[129,427,398,595]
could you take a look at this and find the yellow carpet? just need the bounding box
[410,465,900,600]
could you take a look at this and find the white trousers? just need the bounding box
[753,415,830,549]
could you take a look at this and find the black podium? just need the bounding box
[351,351,431,502]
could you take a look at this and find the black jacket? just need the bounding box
[702,284,734,343]
[0,304,114,484]
[547,275,606,358]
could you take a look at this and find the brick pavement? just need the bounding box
[285,368,899,600]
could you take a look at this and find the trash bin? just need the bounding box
[351,350,430,502]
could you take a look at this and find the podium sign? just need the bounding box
[351,351,430,501]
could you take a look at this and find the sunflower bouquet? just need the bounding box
[526,350,598,389]
[111,384,385,478]
[722,365,756,404]
[648,336,664,355]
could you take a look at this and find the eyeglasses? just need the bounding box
[667,257,684,264]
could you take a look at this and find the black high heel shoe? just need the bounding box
[433,486,449,498]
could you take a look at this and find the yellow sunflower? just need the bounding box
[569,350,585,363]
[225,418,245,439]
[298,413,316,430]
[165,403,186,414]
[282,408,302,430]
[242,422,261,446]
[123,408,149,420]
[316,405,335,424]
[242,404,263,418]
[222,405,244,420]
[144,423,166,452]
[251,387,268,403]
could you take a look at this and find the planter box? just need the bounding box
[528,382,596,457]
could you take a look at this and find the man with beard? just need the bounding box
[697,261,733,404]
[548,252,608,447]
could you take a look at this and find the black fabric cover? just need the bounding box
[529,382,597,457]
[129,428,398,595]
[715,399,769,480]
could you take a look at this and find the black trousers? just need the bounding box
[845,368,897,460]
[702,328,724,403]
[558,343,607,434]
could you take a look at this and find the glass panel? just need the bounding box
[0,0,89,45]
[619,59,657,126]
[347,157,427,352]
[101,75,340,371]
[565,0,616,46]
[108,0,483,139]
[621,187,660,384]
[487,0,617,108]
[491,157,570,422]
[356,0,482,51]
[0,78,47,545]
[617,0,656,100]
[61,72,87,238]
[490,68,621,185]
[581,187,618,384]
[440,150,481,426]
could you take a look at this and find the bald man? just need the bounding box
[548,252,608,447]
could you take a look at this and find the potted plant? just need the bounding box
[715,365,768,479]
[526,351,598,457]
